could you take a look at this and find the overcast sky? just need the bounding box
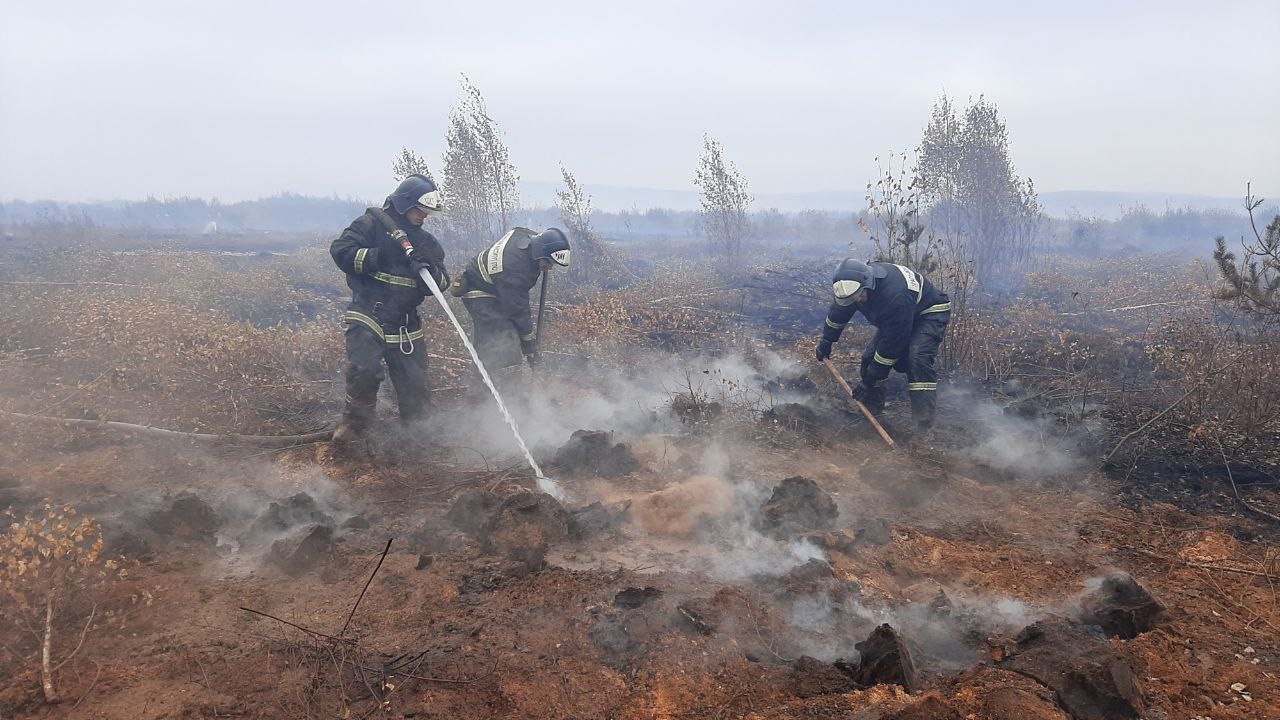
[1,0,1277,204]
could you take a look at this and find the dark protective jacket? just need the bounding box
[330,207,447,344]
[460,227,542,341]
[821,261,951,377]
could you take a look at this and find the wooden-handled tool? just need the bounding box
[822,359,895,449]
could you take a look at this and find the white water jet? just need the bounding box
[415,267,565,500]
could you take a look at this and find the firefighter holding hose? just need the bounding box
[451,227,571,375]
[329,175,449,443]
[815,259,951,433]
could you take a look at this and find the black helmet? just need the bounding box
[530,228,571,267]
[385,174,444,217]
[832,258,875,305]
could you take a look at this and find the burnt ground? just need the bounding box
[1,354,1278,720]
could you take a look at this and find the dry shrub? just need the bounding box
[3,282,341,433]
[1145,313,1280,447]
[1,502,127,704]
[556,271,735,354]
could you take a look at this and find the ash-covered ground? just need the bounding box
[2,342,1276,719]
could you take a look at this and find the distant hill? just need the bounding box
[1037,191,1247,219]
[521,181,1252,219]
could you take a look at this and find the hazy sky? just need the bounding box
[2,0,1277,204]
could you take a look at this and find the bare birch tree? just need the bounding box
[391,147,434,182]
[556,165,602,285]
[442,75,520,251]
[693,134,752,279]
[917,94,1041,289]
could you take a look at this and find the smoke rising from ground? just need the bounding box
[941,386,1089,478]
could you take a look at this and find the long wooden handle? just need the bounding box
[822,359,895,449]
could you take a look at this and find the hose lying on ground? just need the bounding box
[0,409,333,447]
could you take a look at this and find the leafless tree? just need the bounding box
[555,164,625,286]
[860,151,936,272]
[693,134,752,279]
[917,94,1041,289]
[391,147,434,182]
[442,75,519,251]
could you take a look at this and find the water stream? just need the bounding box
[416,268,565,500]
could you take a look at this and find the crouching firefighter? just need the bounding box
[329,174,449,442]
[815,259,951,432]
[450,227,570,372]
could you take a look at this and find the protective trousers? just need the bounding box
[859,312,949,429]
[461,297,524,371]
[341,325,430,429]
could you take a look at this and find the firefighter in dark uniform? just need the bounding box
[329,175,449,442]
[452,227,571,370]
[815,258,951,431]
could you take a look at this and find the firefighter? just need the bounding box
[815,258,951,432]
[329,174,448,442]
[451,227,570,371]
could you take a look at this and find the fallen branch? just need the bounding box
[71,660,102,711]
[37,370,113,415]
[239,606,355,645]
[0,409,332,447]
[1128,546,1276,581]
[0,280,141,287]
[1215,435,1280,525]
[1185,562,1276,579]
[1061,299,1209,316]
[338,539,393,639]
[1101,386,1196,464]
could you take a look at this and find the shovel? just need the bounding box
[822,359,895,449]
[533,269,549,366]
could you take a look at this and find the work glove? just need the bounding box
[851,382,874,402]
[815,339,833,362]
[408,254,436,279]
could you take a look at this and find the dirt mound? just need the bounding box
[899,580,953,616]
[103,525,154,560]
[446,490,502,535]
[799,528,861,554]
[568,500,629,539]
[268,524,335,576]
[458,548,547,593]
[789,656,856,697]
[613,586,662,609]
[552,430,640,477]
[849,623,918,692]
[147,491,222,541]
[249,492,335,534]
[999,618,1145,720]
[480,491,569,558]
[881,693,961,720]
[763,403,823,441]
[632,474,733,535]
[676,587,765,637]
[767,559,860,610]
[1078,572,1165,639]
[967,671,1070,717]
[590,601,672,666]
[757,476,838,537]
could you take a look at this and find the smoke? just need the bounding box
[780,581,1045,665]
[941,386,1087,478]
[426,349,813,468]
